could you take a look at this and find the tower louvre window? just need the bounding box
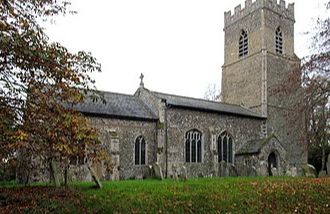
[239,30,248,58]
[275,27,283,54]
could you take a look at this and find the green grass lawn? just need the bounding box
[1,177,330,213]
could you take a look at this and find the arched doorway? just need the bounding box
[268,152,277,176]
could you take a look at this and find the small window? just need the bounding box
[135,136,146,165]
[275,27,283,54]
[239,30,248,58]
[218,131,234,163]
[185,129,202,163]
[69,155,86,165]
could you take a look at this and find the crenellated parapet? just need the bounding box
[224,0,294,28]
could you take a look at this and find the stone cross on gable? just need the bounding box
[140,73,144,88]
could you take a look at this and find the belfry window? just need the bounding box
[275,27,283,54]
[135,135,146,165]
[239,30,248,58]
[185,129,202,163]
[218,131,234,163]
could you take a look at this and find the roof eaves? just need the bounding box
[166,103,266,119]
[81,111,159,122]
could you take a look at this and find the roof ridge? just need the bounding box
[152,90,256,111]
[92,89,135,98]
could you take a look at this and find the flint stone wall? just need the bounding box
[165,107,264,178]
[72,117,157,180]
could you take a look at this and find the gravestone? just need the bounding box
[209,170,216,177]
[286,166,298,177]
[302,164,317,178]
[240,163,248,177]
[248,166,257,177]
[152,163,164,180]
[318,170,327,178]
[172,164,179,180]
[219,160,227,177]
[225,164,230,177]
[111,167,120,181]
[271,167,278,176]
[258,161,268,176]
[228,164,238,177]
[291,166,298,177]
[135,174,143,180]
[327,154,330,175]
[87,164,102,189]
[180,166,188,181]
[148,165,154,178]
[285,169,292,177]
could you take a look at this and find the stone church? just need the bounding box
[73,0,307,180]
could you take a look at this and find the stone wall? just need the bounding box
[222,0,307,168]
[263,9,295,56]
[85,117,157,180]
[222,55,263,113]
[165,107,265,178]
[266,54,307,166]
[236,136,288,175]
[224,0,294,28]
[222,0,295,113]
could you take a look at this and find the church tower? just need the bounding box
[222,0,307,167]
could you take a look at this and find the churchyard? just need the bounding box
[1,177,329,213]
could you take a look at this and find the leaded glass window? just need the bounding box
[218,131,234,163]
[135,136,146,165]
[185,129,202,163]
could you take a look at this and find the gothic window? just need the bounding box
[135,135,146,165]
[70,145,86,165]
[239,29,248,58]
[275,27,283,54]
[185,129,202,163]
[218,131,234,163]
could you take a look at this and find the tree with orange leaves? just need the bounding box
[0,0,108,187]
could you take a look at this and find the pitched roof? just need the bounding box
[71,91,158,121]
[152,91,264,119]
[236,135,279,155]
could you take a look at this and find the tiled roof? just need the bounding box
[236,139,267,155]
[236,135,279,155]
[71,91,158,121]
[152,91,264,119]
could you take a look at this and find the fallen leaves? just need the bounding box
[0,186,84,214]
[1,177,330,213]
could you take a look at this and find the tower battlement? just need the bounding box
[224,0,294,28]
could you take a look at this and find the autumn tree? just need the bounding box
[300,1,330,173]
[0,0,107,186]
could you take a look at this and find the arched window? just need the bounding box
[275,27,283,54]
[135,135,146,165]
[218,131,234,163]
[185,129,202,163]
[239,30,248,58]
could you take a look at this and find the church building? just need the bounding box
[73,0,307,180]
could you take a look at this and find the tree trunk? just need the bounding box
[321,105,326,171]
[63,159,69,186]
[321,145,326,171]
[49,158,60,187]
[64,166,68,186]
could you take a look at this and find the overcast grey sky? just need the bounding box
[45,0,328,98]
